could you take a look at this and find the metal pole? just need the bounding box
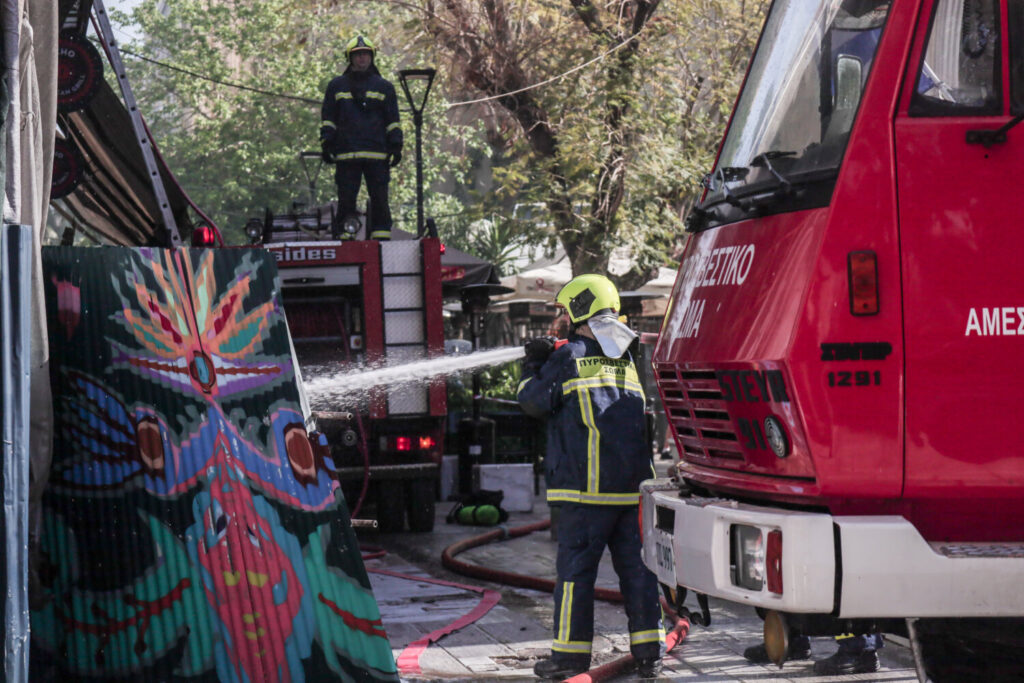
[92,0,182,246]
[2,224,32,683]
[414,111,425,237]
[905,618,929,683]
[471,311,482,421]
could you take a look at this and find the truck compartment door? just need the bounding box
[895,0,1024,539]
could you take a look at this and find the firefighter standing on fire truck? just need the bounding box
[518,274,663,680]
[320,34,402,240]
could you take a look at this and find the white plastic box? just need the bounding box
[473,463,534,512]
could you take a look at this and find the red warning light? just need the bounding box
[395,436,412,451]
[418,436,435,450]
[192,225,217,247]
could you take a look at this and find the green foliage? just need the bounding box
[390,0,767,283]
[446,358,522,412]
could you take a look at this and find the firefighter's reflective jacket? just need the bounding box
[518,334,651,506]
[319,68,402,162]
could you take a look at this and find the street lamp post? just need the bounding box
[397,68,436,238]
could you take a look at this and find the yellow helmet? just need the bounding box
[346,34,377,60]
[556,274,620,324]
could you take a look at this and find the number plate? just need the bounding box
[654,537,675,576]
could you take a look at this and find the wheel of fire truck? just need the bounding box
[405,479,436,532]
[374,481,407,533]
[915,618,1024,683]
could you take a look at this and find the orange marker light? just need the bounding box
[848,250,879,315]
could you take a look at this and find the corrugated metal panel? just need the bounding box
[34,246,398,681]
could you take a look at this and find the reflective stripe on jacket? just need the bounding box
[320,70,402,158]
[517,335,651,505]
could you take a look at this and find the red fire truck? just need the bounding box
[257,211,446,532]
[641,1,1024,680]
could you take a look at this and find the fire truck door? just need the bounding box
[895,0,1024,505]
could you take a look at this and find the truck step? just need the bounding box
[933,542,1024,559]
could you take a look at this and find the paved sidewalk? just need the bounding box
[360,503,919,683]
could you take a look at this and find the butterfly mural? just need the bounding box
[35,246,397,681]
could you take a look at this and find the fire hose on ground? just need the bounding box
[439,518,691,682]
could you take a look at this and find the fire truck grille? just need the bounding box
[657,365,743,462]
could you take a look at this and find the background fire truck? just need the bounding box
[256,210,446,533]
[641,1,1024,681]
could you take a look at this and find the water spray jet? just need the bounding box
[302,346,524,410]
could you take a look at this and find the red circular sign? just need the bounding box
[51,139,84,199]
[57,31,103,113]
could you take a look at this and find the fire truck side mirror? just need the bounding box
[835,54,862,111]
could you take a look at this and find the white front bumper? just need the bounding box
[641,481,1024,617]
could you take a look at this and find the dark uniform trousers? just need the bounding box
[551,504,662,665]
[334,159,392,239]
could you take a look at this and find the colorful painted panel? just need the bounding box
[34,246,398,682]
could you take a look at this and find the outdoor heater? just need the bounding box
[456,283,513,494]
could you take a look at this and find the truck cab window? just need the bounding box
[693,0,891,230]
[912,0,1000,115]
[1010,1,1024,113]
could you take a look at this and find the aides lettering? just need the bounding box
[268,246,338,263]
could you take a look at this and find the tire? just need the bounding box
[919,618,1024,683]
[405,479,436,532]
[374,481,407,533]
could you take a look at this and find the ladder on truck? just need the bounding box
[91,0,182,246]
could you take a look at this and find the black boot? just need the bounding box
[533,657,589,679]
[743,635,811,664]
[812,649,879,675]
[636,657,662,679]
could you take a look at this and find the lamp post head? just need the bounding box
[398,68,437,114]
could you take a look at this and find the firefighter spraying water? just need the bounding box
[518,274,663,680]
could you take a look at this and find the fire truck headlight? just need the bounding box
[342,216,361,235]
[244,218,263,244]
[764,415,789,458]
[730,524,764,591]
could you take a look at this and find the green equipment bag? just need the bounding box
[446,489,509,526]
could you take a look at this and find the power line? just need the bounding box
[120,48,321,104]
[119,30,640,112]
[445,32,639,108]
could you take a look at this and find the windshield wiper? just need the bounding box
[750,150,797,195]
[706,166,751,209]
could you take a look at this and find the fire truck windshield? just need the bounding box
[695,0,891,228]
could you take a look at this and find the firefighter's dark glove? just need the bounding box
[388,150,402,167]
[320,143,333,164]
[524,336,557,365]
